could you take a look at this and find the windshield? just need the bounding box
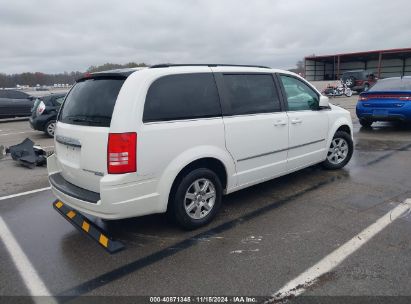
[59,77,125,127]
[369,78,411,91]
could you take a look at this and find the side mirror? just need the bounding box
[319,95,330,109]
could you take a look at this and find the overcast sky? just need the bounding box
[0,0,410,74]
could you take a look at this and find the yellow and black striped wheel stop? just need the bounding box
[53,200,125,254]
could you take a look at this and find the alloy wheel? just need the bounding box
[47,122,56,136]
[184,178,216,220]
[327,138,349,165]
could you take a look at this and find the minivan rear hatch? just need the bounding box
[55,75,126,192]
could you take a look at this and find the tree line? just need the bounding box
[0,62,148,88]
[0,59,307,88]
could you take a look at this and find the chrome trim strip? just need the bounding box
[56,135,81,148]
[237,139,325,162]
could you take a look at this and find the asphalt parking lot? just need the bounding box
[0,94,411,302]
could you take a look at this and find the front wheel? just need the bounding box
[322,131,353,170]
[344,88,353,97]
[169,168,222,230]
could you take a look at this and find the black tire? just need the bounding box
[44,120,56,137]
[322,131,353,170]
[345,76,356,88]
[359,118,372,128]
[169,168,222,230]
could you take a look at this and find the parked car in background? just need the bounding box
[29,93,66,137]
[36,86,49,91]
[356,76,411,127]
[48,65,353,230]
[342,70,377,93]
[0,89,35,118]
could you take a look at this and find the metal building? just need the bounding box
[304,47,411,81]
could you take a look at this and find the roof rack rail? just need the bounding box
[150,64,270,69]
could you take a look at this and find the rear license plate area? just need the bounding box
[62,145,81,163]
[373,109,388,117]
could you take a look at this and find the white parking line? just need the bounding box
[267,199,411,302]
[0,130,38,136]
[0,216,56,302]
[0,187,51,201]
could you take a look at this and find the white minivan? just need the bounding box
[48,64,353,229]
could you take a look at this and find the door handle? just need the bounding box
[274,120,287,126]
[291,118,302,124]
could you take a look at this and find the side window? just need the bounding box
[54,96,65,106]
[143,73,221,122]
[280,75,319,111]
[0,90,8,98]
[222,74,281,115]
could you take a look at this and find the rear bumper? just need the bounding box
[356,104,411,122]
[47,154,164,220]
[49,173,100,203]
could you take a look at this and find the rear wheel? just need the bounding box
[322,131,353,170]
[44,120,56,137]
[169,168,222,230]
[359,118,372,128]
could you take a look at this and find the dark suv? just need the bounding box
[341,70,377,93]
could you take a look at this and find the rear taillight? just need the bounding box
[36,101,46,115]
[360,94,411,101]
[107,132,137,174]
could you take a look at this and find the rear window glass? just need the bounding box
[369,78,411,91]
[143,73,221,122]
[59,78,125,127]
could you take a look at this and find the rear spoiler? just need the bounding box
[76,73,128,82]
[76,68,143,82]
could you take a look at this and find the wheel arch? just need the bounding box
[325,115,353,158]
[156,146,236,213]
[336,124,352,137]
[167,157,228,210]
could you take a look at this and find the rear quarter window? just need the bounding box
[59,78,125,127]
[143,73,221,122]
[53,96,66,106]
